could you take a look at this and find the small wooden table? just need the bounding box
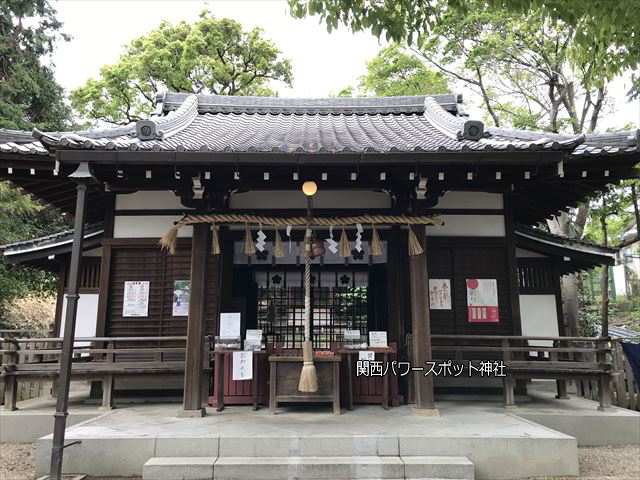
[338,347,394,410]
[213,350,266,412]
[269,354,341,414]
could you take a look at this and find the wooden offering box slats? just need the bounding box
[269,354,341,414]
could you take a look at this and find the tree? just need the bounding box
[71,11,293,125]
[415,6,616,133]
[0,183,70,326]
[0,0,73,130]
[288,0,640,98]
[339,45,450,97]
[582,185,636,333]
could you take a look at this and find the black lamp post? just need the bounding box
[49,161,95,480]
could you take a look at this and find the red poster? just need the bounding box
[466,278,499,323]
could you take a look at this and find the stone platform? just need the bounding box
[2,387,636,479]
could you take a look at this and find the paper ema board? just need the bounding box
[172,280,190,316]
[123,281,149,317]
[369,331,388,347]
[359,351,375,361]
[232,351,253,380]
[466,278,499,323]
[429,279,451,310]
[220,312,241,339]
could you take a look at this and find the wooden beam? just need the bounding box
[408,225,437,413]
[180,222,209,417]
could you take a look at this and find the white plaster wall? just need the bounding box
[59,293,99,347]
[115,191,185,210]
[436,191,503,209]
[612,264,627,298]
[516,248,548,258]
[519,294,559,350]
[229,189,392,209]
[428,215,505,237]
[113,215,193,238]
[84,247,102,257]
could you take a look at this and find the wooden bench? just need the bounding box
[430,335,613,410]
[0,336,209,411]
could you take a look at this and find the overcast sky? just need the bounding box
[52,0,639,130]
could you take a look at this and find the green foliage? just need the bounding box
[0,183,70,326]
[0,0,73,130]
[357,45,449,96]
[288,0,640,98]
[71,11,293,125]
[416,4,615,133]
[334,45,449,98]
[582,181,637,246]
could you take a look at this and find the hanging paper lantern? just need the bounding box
[371,224,383,256]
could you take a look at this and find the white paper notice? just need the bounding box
[232,351,253,380]
[219,312,241,338]
[369,331,388,347]
[245,329,263,340]
[359,351,375,361]
[123,281,149,317]
[429,279,452,310]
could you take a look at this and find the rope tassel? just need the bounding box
[274,227,285,258]
[243,224,256,255]
[370,224,383,256]
[158,225,179,254]
[210,222,220,255]
[408,225,424,256]
[339,228,351,257]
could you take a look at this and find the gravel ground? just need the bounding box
[1,443,639,479]
[0,443,35,480]
[524,445,640,479]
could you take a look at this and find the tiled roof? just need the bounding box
[489,127,640,157]
[31,94,595,154]
[515,225,618,257]
[1,223,104,263]
[2,93,639,157]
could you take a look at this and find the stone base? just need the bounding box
[176,408,206,418]
[412,406,439,417]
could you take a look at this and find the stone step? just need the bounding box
[143,457,215,480]
[214,455,474,480]
[215,456,403,479]
[143,455,474,480]
[403,456,474,479]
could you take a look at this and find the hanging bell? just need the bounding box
[310,238,326,257]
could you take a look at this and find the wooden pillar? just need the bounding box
[387,227,408,353]
[408,225,437,414]
[179,223,209,417]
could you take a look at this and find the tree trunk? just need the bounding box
[547,209,587,336]
[588,87,606,133]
